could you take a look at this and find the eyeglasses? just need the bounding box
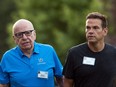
[14,30,34,38]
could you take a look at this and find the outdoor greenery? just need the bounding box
[0,0,114,64]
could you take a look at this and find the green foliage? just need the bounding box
[12,0,93,63]
[0,0,16,58]
[0,0,104,63]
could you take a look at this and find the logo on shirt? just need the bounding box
[39,58,43,62]
[37,58,46,65]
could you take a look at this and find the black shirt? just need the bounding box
[63,43,116,87]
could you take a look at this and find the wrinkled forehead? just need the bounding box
[12,19,34,35]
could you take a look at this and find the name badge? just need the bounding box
[83,56,95,65]
[38,71,48,79]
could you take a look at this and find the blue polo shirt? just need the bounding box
[0,42,63,87]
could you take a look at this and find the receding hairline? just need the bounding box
[12,19,34,35]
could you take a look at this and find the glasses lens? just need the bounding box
[25,30,33,36]
[15,30,34,38]
[15,32,23,38]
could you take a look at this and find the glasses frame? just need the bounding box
[14,30,34,38]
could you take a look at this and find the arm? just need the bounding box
[55,77,63,87]
[63,76,74,87]
[0,84,9,87]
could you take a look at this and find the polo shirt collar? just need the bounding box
[33,41,40,54]
[16,41,40,57]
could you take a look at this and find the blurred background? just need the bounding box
[0,0,116,65]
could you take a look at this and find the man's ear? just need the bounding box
[104,27,108,36]
[34,30,36,40]
[13,36,17,44]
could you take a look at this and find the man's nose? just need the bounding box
[22,33,28,38]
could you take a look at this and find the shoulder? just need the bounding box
[35,42,53,48]
[104,43,116,53]
[1,47,18,62]
[34,42,55,51]
[69,43,87,52]
[2,47,17,56]
[105,43,116,50]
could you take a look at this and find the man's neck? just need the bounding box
[22,49,33,58]
[88,42,105,52]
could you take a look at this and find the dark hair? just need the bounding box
[86,12,108,28]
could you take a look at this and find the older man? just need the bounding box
[0,19,63,87]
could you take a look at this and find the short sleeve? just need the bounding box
[52,48,63,77]
[63,49,75,79]
[0,62,9,84]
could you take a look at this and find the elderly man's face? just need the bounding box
[13,20,36,51]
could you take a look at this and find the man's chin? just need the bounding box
[88,40,96,43]
[22,47,32,50]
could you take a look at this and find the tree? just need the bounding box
[10,0,93,63]
[1,0,104,63]
[0,0,16,59]
[101,0,116,46]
